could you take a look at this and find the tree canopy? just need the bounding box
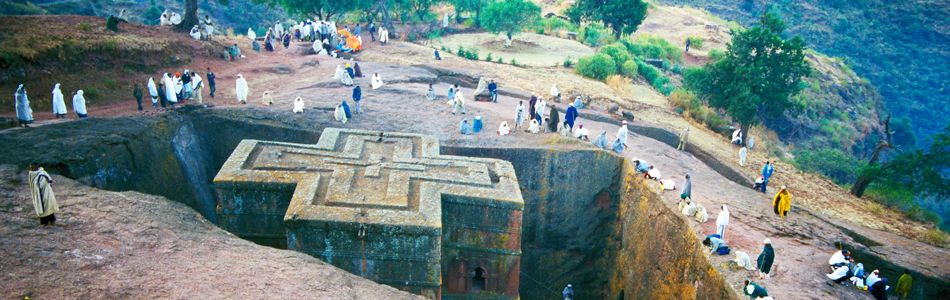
[258,0,361,21]
[567,0,648,39]
[478,0,540,39]
[690,12,809,139]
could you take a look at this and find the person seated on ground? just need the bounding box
[702,235,728,255]
[573,96,584,109]
[611,136,625,153]
[341,100,352,119]
[869,277,889,300]
[293,97,304,113]
[262,90,274,106]
[866,269,882,290]
[472,116,483,133]
[827,263,851,284]
[593,131,608,149]
[753,175,765,190]
[334,103,348,123]
[660,179,676,191]
[574,124,589,140]
[635,160,651,174]
[733,251,756,270]
[426,84,437,101]
[497,121,510,136]
[645,166,661,180]
[460,119,472,135]
[680,200,696,216]
[528,119,540,134]
[743,280,770,299]
[559,122,571,137]
[829,249,851,269]
[849,262,868,289]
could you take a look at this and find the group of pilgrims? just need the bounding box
[13,83,88,127]
[242,18,387,58]
[825,248,913,299]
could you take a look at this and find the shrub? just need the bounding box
[466,49,479,60]
[578,23,615,47]
[622,35,683,62]
[635,59,661,83]
[575,54,616,80]
[77,22,93,32]
[922,227,949,247]
[456,46,465,56]
[708,48,726,62]
[538,17,577,34]
[497,57,504,63]
[485,52,493,62]
[598,43,631,72]
[686,36,704,50]
[563,57,574,68]
[510,58,518,66]
[792,148,863,184]
[441,45,449,52]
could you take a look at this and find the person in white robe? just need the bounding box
[146,78,159,108]
[559,122,571,136]
[52,83,68,118]
[732,128,743,145]
[170,12,182,25]
[514,101,526,129]
[550,83,560,102]
[528,119,540,134]
[292,97,304,113]
[262,90,273,106]
[334,103,348,123]
[72,90,87,118]
[661,179,676,190]
[452,89,466,114]
[535,98,547,125]
[15,84,33,126]
[371,73,384,89]
[732,251,756,270]
[497,121,510,136]
[235,74,249,104]
[202,15,214,38]
[681,200,697,217]
[248,28,257,40]
[378,27,389,44]
[647,166,662,181]
[160,10,172,26]
[29,164,59,225]
[190,25,202,40]
[573,96,584,109]
[593,131,609,149]
[614,120,629,151]
[574,124,589,140]
[162,73,178,105]
[739,146,748,166]
[274,21,284,39]
[442,14,449,28]
[312,39,324,55]
[828,249,850,269]
[716,205,730,240]
[173,74,183,101]
[426,84,437,101]
[191,72,203,104]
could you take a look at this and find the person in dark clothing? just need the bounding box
[133,82,143,111]
[743,280,768,299]
[434,48,442,60]
[206,68,216,99]
[157,82,168,108]
[547,107,560,132]
[870,278,889,300]
[368,22,376,41]
[352,85,362,114]
[180,72,191,101]
[488,80,498,102]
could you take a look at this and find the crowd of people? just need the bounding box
[826,248,914,299]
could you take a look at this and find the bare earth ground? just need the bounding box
[435,32,594,67]
[0,165,420,299]
[3,8,948,299]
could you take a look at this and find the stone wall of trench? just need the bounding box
[1,109,736,299]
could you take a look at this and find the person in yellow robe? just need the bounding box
[772,185,791,218]
[29,163,59,225]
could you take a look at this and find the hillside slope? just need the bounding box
[0,15,222,113]
[0,0,287,33]
[657,0,950,145]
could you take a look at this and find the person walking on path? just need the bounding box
[756,239,774,279]
[772,186,791,218]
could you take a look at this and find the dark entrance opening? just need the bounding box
[472,267,486,292]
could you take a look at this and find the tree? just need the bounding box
[178,0,230,32]
[852,122,949,198]
[692,12,809,146]
[260,0,362,21]
[478,0,540,43]
[567,0,648,39]
[450,0,489,25]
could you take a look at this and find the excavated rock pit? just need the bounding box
[0,108,731,299]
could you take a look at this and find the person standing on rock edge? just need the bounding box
[716,204,730,240]
[488,79,498,102]
[528,92,537,121]
[235,74,249,104]
[772,185,791,218]
[15,84,33,127]
[29,163,59,226]
[133,82,143,111]
[191,72,203,105]
[52,83,68,118]
[895,269,912,300]
[147,78,159,109]
[760,161,774,193]
[677,127,690,151]
[72,90,88,118]
[206,68,216,100]
[565,102,578,131]
[352,85,362,114]
[681,174,692,201]
[756,239,774,279]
